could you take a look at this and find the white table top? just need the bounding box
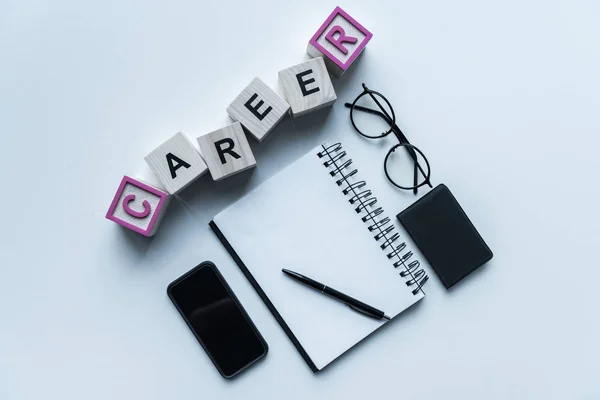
[2,1,599,398]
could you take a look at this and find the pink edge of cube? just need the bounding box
[105,175,169,237]
[308,6,373,72]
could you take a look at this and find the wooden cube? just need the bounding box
[197,122,256,181]
[144,132,208,195]
[106,176,171,237]
[226,78,290,142]
[307,6,373,78]
[278,57,337,117]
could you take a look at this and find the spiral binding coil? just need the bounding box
[317,143,429,295]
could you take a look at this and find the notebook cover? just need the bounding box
[209,220,320,372]
[396,184,493,289]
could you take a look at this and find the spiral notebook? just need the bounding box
[210,142,429,372]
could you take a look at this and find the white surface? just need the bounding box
[1,0,599,399]
[214,144,423,370]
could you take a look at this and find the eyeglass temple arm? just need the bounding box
[344,103,407,140]
[344,102,433,189]
[344,103,409,141]
[344,102,387,118]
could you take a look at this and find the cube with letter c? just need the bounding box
[105,176,171,237]
[307,6,373,78]
[278,57,337,117]
[197,122,257,181]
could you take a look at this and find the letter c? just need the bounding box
[122,194,151,218]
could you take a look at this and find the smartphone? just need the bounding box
[167,261,268,378]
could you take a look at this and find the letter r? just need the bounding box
[325,25,358,55]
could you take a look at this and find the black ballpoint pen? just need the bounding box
[282,269,391,321]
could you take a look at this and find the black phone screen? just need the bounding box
[168,262,267,378]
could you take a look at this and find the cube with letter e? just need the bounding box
[226,78,290,142]
[278,57,337,117]
[197,122,257,181]
[307,6,373,78]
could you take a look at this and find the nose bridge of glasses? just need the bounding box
[391,127,405,144]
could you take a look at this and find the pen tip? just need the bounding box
[383,315,391,321]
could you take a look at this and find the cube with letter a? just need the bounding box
[106,176,171,237]
[307,6,373,78]
[144,132,208,195]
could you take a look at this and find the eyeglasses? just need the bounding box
[345,83,433,194]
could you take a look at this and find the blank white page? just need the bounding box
[214,143,424,371]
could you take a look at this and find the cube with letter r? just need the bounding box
[105,176,170,237]
[196,122,257,181]
[307,6,373,78]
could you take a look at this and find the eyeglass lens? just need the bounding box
[385,144,431,190]
[350,91,395,139]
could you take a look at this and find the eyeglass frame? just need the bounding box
[345,83,433,193]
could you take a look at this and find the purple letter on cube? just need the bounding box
[307,6,373,77]
[105,176,169,237]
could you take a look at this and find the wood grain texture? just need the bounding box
[278,57,336,117]
[108,179,170,237]
[144,132,208,194]
[307,43,344,78]
[196,122,256,181]
[226,77,290,142]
